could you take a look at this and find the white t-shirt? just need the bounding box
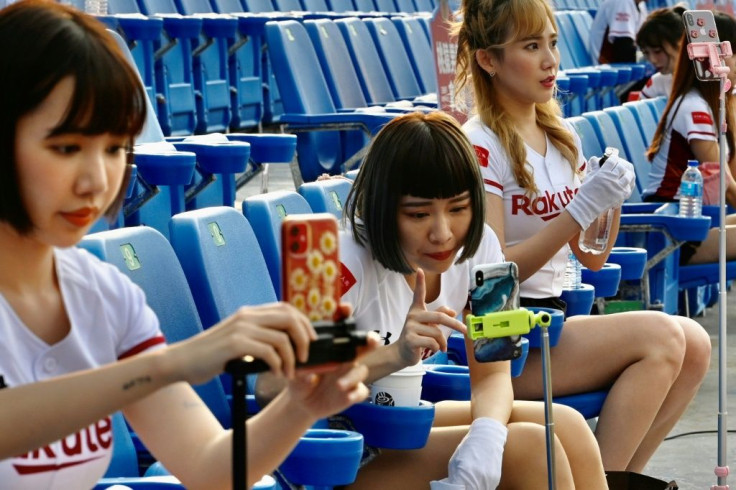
[339,225,504,347]
[463,116,586,298]
[589,0,647,63]
[0,247,165,490]
[643,89,718,200]
[640,72,673,100]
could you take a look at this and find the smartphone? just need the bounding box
[281,213,342,322]
[683,10,722,81]
[468,262,524,362]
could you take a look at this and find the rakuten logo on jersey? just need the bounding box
[12,417,112,475]
[511,187,576,221]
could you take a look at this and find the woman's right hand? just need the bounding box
[566,152,636,230]
[164,302,317,385]
[394,268,467,367]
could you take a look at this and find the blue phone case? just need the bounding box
[469,262,523,362]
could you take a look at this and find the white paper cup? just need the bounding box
[369,363,425,407]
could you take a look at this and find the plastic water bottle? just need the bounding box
[84,0,107,15]
[579,147,617,254]
[678,160,703,218]
[562,249,582,290]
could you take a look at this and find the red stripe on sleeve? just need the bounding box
[119,335,167,360]
[483,179,503,191]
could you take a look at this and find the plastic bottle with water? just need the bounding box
[562,248,582,290]
[579,148,618,254]
[678,160,703,218]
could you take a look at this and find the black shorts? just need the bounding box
[520,297,567,316]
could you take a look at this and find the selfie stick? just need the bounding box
[687,36,732,490]
[467,309,556,489]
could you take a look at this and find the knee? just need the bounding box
[679,317,712,373]
[505,424,550,472]
[644,312,687,367]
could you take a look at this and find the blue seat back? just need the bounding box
[304,19,368,110]
[170,207,277,329]
[352,0,375,11]
[394,0,415,12]
[413,0,433,11]
[335,17,397,105]
[242,190,314,297]
[104,412,140,478]
[391,17,437,93]
[298,179,352,220]
[302,0,330,10]
[274,0,303,10]
[328,0,355,11]
[243,0,276,11]
[79,227,231,428]
[373,0,397,11]
[650,96,667,117]
[624,100,660,144]
[136,0,199,136]
[265,20,343,180]
[555,11,594,68]
[212,0,246,11]
[566,116,604,158]
[604,105,652,193]
[582,110,643,202]
[364,17,423,99]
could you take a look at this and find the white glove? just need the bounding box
[566,150,636,230]
[430,417,508,490]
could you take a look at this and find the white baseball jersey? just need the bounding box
[0,247,165,490]
[589,0,647,63]
[640,72,672,100]
[464,116,586,298]
[339,225,504,347]
[643,89,718,201]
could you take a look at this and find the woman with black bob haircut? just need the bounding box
[0,0,147,232]
[346,110,486,273]
[0,2,376,488]
[338,111,608,489]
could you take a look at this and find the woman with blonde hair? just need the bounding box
[456,0,711,474]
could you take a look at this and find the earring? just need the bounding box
[489,71,496,78]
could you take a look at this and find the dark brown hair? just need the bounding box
[0,0,147,233]
[346,111,486,274]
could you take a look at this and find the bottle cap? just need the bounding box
[688,160,699,167]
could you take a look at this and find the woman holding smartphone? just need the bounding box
[456,0,711,474]
[336,111,608,489]
[0,2,376,488]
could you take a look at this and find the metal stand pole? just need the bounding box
[540,323,556,490]
[712,74,729,490]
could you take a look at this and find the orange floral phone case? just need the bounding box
[281,213,341,322]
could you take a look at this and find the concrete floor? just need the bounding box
[237,163,736,489]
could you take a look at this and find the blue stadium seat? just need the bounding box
[391,16,437,94]
[364,17,434,101]
[177,0,264,130]
[169,206,277,330]
[100,13,164,110]
[603,105,653,192]
[138,0,238,134]
[107,0,200,136]
[264,19,395,181]
[80,227,232,429]
[298,179,352,220]
[242,190,314,296]
[623,100,660,144]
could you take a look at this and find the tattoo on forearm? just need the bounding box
[122,376,152,391]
